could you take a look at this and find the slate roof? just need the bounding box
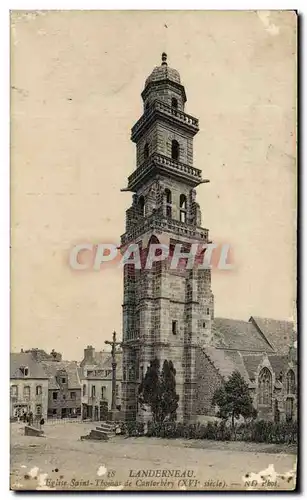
[250,317,296,354]
[10,353,48,379]
[241,354,265,380]
[203,347,250,382]
[145,65,181,87]
[203,316,295,384]
[79,351,122,379]
[268,355,288,377]
[40,361,81,390]
[212,318,274,353]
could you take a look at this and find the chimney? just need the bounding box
[83,345,95,364]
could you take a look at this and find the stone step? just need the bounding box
[24,425,44,437]
[88,429,109,441]
[96,424,114,432]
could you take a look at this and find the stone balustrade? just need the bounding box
[121,213,208,245]
[127,152,202,189]
[131,99,199,139]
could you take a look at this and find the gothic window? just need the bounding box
[179,194,187,223]
[23,385,30,400]
[36,385,42,396]
[165,189,172,218]
[144,143,149,159]
[258,367,272,406]
[171,97,178,109]
[286,397,294,422]
[171,140,180,161]
[138,195,145,216]
[82,384,86,396]
[286,369,296,394]
[274,399,280,423]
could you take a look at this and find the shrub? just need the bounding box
[125,421,145,437]
[145,419,297,444]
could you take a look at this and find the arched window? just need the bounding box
[286,369,296,394]
[165,189,172,218]
[258,367,272,406]
[286,397,294,422]
[274,399,280,423]
[36,385,42,396]
[144,143,149,159]
[171,97,178,109]
[179,194,187,223]
[171,140,179,161]
[91,385,96,398]
[138,195,145,216]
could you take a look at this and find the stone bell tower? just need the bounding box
[120,53,214,422]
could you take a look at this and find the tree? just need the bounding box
[212,370,256,428]
[138,358,179,424]
[160,360,179,422]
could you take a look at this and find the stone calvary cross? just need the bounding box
[104,331,122,411]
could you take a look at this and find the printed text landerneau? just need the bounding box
[129,469,195,478]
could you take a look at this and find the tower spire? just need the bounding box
[161,52,167,66]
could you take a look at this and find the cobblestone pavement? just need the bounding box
[10,422,297,492]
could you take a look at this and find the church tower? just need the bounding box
[121,54,214,422]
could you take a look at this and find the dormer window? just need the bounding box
[20,366,29,377]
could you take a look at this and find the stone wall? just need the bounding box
[194,348,223,417]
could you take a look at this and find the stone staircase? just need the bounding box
[80,421,116,442]
[24,425,44,437]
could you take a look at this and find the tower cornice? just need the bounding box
[120,212,209,246]
[122,152,207,193]
[131,99,198,143]
[141,79,187,103]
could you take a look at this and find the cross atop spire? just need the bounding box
[161,52,167,66]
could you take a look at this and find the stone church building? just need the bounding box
[120,54,297,424]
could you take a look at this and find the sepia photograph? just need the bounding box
[10,10,297,491]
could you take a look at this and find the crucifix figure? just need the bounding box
[105,331,122,411]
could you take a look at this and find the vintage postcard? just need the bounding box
[10,10,297,491]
